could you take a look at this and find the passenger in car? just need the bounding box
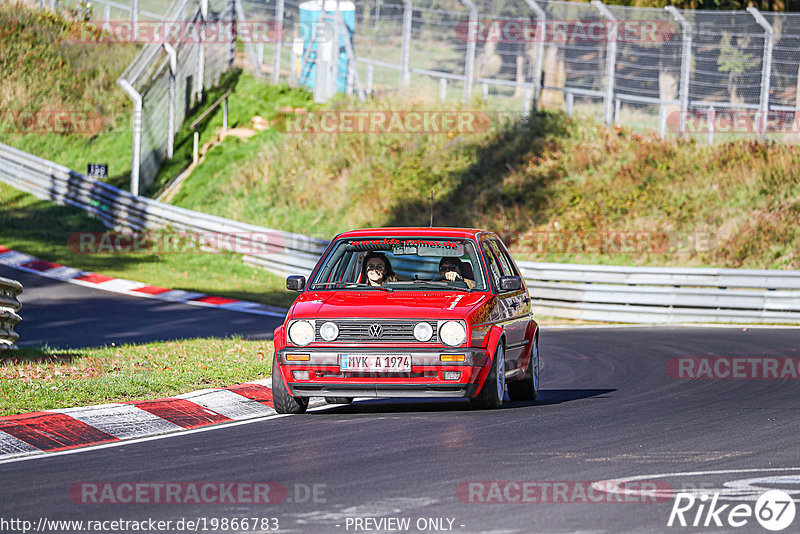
[438,257,476,289]
[361,252,398,286]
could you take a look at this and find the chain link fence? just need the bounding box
[251,0,800,144]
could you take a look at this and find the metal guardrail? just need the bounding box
[0,277,22,349]
[517,262,800,323]
[1,141,799,324]
[0,142,327,277]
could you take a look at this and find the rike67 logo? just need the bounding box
[668,490,796,531]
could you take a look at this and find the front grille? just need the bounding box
[315,320,438,343]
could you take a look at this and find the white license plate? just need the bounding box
[339,354,412,372]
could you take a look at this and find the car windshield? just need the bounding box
[309,237,487,291]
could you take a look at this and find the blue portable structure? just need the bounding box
[298,0,355,93]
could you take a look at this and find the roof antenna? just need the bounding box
[429,189,434,227]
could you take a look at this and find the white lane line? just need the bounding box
[48,403,183,439]
[0,397,338,465]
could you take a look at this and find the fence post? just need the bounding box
[524,0,546,112]
[235,0,262,78]
[162,43,177,159]
[131,0,138,22]
[461,0,477,103]
[707,105,715,144]
[439,78,447,102]
[748,7,773,141]
[401,0,413,85]
[592,0,617,126]
[196,0,208,101]
[116,79,142,196]
[272,0,285,83]
[665,7,692,136]
[658,103,667,139]
[566,91,573,116]
[366,64,374,96]
[104,3,110,23]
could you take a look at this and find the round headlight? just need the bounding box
[413,322,433,342]
[319,321,339,341]
[439,321,466,347]
[288,320,315,346]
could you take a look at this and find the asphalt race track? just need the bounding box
[0,265,281,348]
[2,265,800,532]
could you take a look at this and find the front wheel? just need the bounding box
[272,355,309,414]
[471,343,505,410]
[508,334,539,401]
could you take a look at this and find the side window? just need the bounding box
[481,241,503,288]
[488,240,517,277]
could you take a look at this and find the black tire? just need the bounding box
[272,355,309,414]
[325,397,354,404]
[507,334,539,401]
[471,342,506,410]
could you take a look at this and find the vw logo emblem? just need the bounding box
[368,324,383,338]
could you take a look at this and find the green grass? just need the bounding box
[0,338,274,416]
[0,181,298,308]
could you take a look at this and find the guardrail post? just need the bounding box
[401,0,412,85]
[366,64,374,96]
[592,0,617,126]
[131,0,138,23]
[439,77,447,102]
[272,0,285,83]
[116,79,142,196]
[524,0,546,112]
[658,103,667,139]
[223,96,228,131]
[104,3,111,23]
[748,7,773,141]
[461,0,477,103]
[193,126,200,164]
[566,91,573,116]
[665,7,691,136]
[614,98,621,125]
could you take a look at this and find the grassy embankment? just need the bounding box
[172,92,800,270]
[0,4,312,309]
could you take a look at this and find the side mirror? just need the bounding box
[286,275,306,291]
[498,275,522,292]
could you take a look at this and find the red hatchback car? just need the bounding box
[272,228,540,413]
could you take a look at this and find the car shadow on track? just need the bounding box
[309,389,616,414]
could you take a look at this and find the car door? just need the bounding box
[484,237,530,366]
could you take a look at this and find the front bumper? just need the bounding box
[276,348,489,399]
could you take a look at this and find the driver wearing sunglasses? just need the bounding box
[438,258,476,289]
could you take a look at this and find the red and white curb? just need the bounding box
[0,381,324,461]
[0,246,286,317]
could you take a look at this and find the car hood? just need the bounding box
[289,291,492,321]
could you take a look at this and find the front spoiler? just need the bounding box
[288,382,480,398]
[276,347,489,399]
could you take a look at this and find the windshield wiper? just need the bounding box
[404,280,472,292]
[311,282,393,292]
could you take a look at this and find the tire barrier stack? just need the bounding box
[0,277,22,349]
[1,141,799,324]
